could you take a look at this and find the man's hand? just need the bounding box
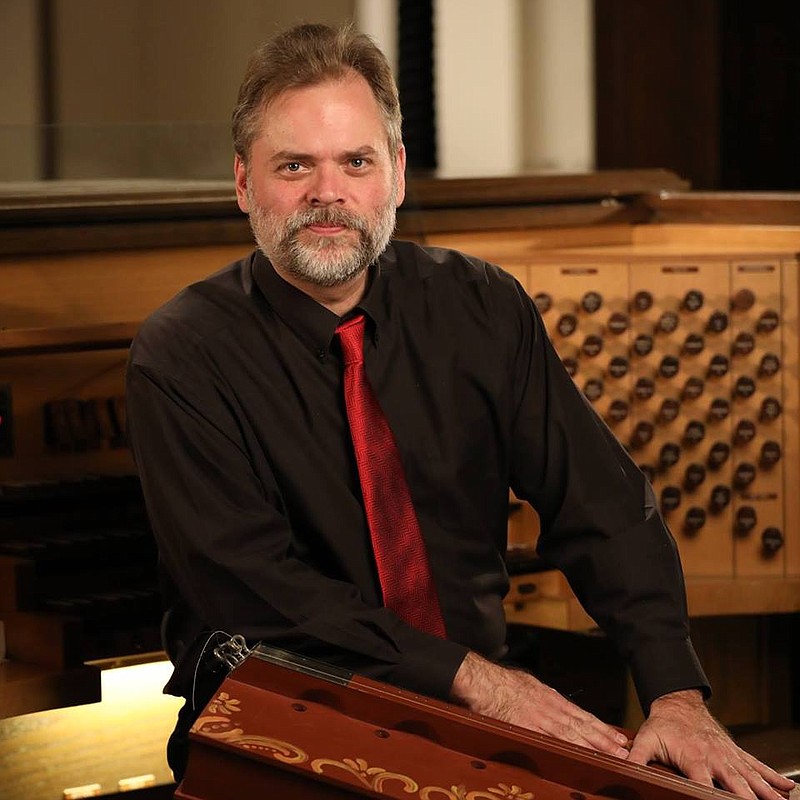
[628,689,795,800]
[450,651,630,758]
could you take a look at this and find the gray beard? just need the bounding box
[247,190,397,288]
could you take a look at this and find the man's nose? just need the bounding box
[308,164,345,206]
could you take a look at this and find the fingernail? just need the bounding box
[616,747,630,759]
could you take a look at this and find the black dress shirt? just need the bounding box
[126,241,709,712]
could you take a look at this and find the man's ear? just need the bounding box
[394,144,407,208]
[234,154,250,213]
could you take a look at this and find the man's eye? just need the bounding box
[285,162,301,172]
[350,158,366,168]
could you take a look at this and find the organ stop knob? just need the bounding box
[733,462,756,490]
[659,355,680,378]
[661,485,682,512]
[630,421,655,449]
[634,377,655,401]
[706,311,729,333]
[657,398,681,423]
[733,376,756,399]
[557,314,578,337]
[582,335,603,357]
[707,441,731,470]
[681,377,704,401]
[608,356,629,378]
[633,334,654,357]
[731,288,755,312]
[762,527,784,554]
[682,420,706,446]
[581,291,603,313]
[657,311,679,334]
[758,353,781,377]
[683,463,706,491]
[682,290,705,312]
[735,506,757,536]
[756,309,780,334]
[683,506,707,534]
[708,485,731,514]
[708,398,730,422]
[658,442,681,469]
[759,440,782,469]
[759,396,782,422]
[707,354,730,378]
[682,333,705,355]
[607,399,629,424]
[583,378,604,402]
[534,292,552,314]
[732,332,755,356]
[733,419,756,446]
[633,291,653,312]
[607,312,629,335]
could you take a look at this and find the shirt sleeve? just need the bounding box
[126,343,467,702]
[506,284,710,714]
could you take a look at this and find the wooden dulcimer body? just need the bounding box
[176,645,740,800]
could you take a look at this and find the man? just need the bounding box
[126,23,793,798]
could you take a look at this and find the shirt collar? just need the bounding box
[250,246,396,355]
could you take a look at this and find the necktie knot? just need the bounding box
[336,313,366,365]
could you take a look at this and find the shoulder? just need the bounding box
[130,252,257,373]
[386,240,529,316]
[387,239,521,291]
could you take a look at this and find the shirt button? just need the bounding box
[316,349,327,361]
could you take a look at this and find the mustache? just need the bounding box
[284,206,369,237]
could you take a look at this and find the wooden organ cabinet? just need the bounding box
[0,172,798,746]
[424,200,800,629]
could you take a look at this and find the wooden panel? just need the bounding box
[594,0,721,189]
[0,350,134,482]
[0,244,250,329]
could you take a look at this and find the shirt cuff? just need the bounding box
[389,636,470,701]
[628,637,711,715]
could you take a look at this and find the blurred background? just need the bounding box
[1,0,798,188]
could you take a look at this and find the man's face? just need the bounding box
[234,73,406,288]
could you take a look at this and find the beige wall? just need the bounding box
[0,0,42,180]
[521,0,594,174]
[0,0,595,182]
[45,0,355,179]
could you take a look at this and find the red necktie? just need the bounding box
[336,313,446,638]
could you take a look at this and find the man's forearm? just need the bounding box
[449,649,629,757]
[450,650,516,719]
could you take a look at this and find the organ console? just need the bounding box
[1,171,799,789]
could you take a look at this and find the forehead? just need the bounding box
[255,74,389,155]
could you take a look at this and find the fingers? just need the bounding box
[629,723,793,800]
[733,752,796,800]
[741,750,797,793]
[627,728,658,766]
[691,760,756,800]
[516,683,630,758]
